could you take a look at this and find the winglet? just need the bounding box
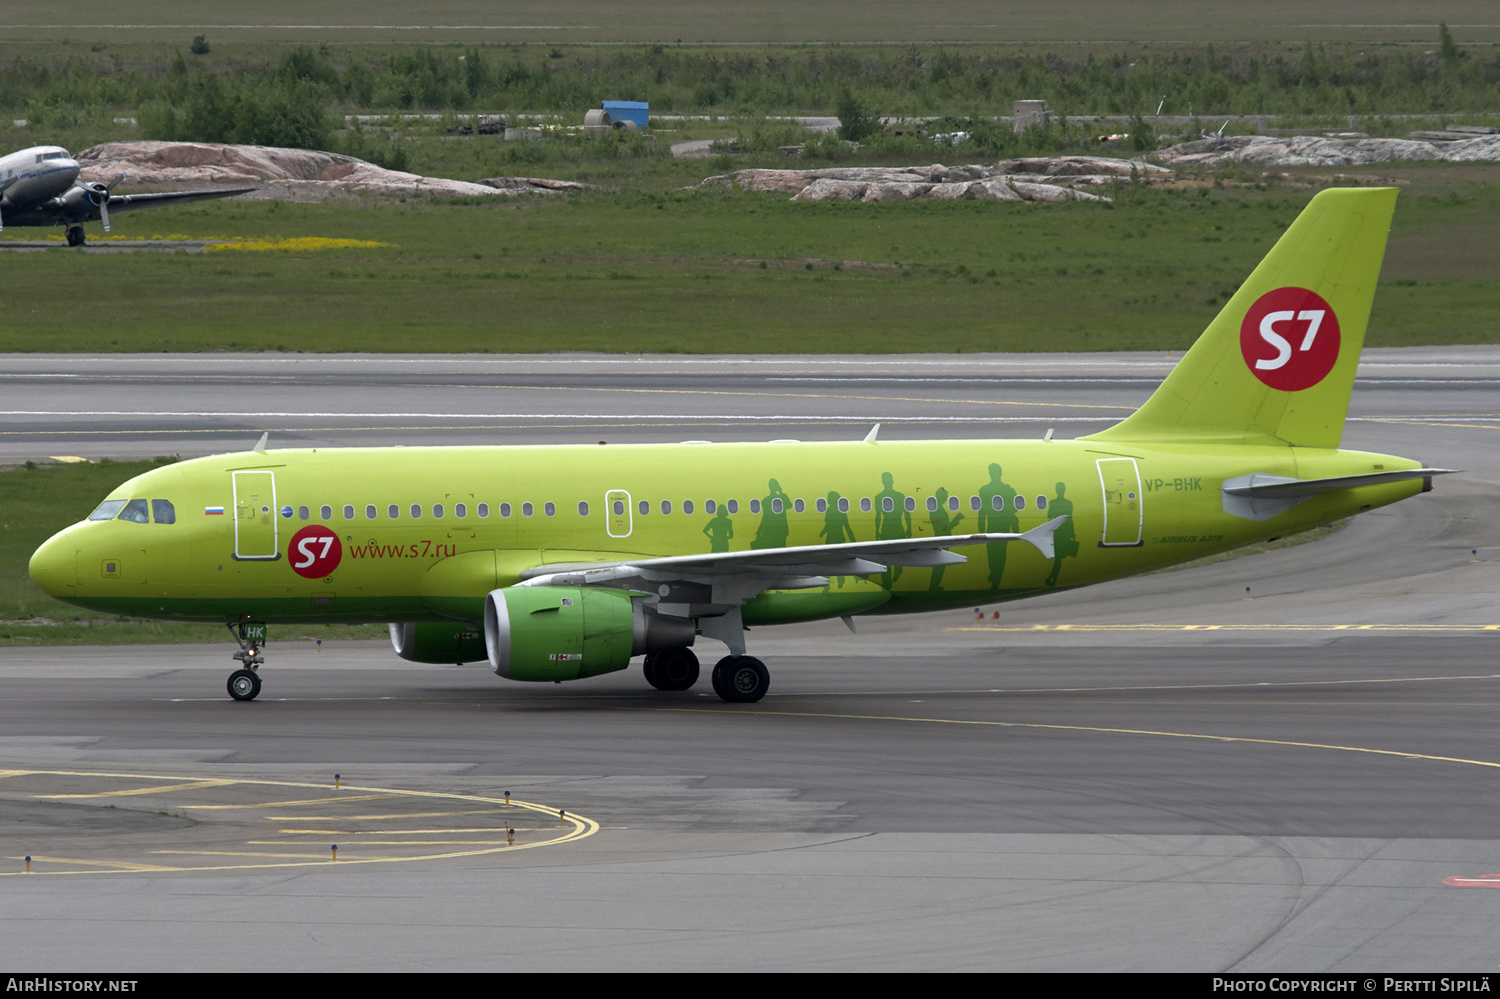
[253,432,269,453]
[864,423,880,443]
[1020,515,1068,560]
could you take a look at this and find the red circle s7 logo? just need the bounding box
[288,525,343,579]
[1239,287,1341,392]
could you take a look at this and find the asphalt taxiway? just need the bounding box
[1,349,1497,971]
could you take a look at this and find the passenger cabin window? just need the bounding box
[544,502,556,517]
[298,505,309,521]
[342,505,354,520]
[727,500,739,514]
[456,503,467,518]
[478,503,489,518]
[117,499,150,524]
[705,499,717,514]
[1014,495,1026,511]
[793,499,804,514]
[521,502,533,517]
[321,505,333,520]
[89,499,126,521]
[927,496,938,512]
[499,503,511,518]
[410,504,422,519]
[992,496,1005,511]
[1036,495,1048,511]
[949,496,960,512]
[151,499,176,524]
[770,498,782,514]
[366,505,377,520]
[639,500,649,516]
[749,499,761,514]
[433,504,444,519]
[683,500,694,515]
[578,501,589,516]
[660,500,670,515]
[860,498,872,513]
[388,504,400,519]
[839,498,849,513]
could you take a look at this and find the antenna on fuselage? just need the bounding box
[863,423,880,443]
[253,432,269,453]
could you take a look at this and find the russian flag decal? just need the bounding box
[205,506,225,515]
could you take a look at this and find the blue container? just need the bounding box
[602,101,649,130]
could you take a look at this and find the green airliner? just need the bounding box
[28,187,1449,705]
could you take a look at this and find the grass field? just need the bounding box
[3,1,1497,44]
[0,163,1496,354]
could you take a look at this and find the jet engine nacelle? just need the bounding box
[483,586,695,682]
[388,621,488,665]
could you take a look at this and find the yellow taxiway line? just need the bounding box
[661,707,1500,773]
[0,769,598,877]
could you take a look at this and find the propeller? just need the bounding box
[83,172,127,232]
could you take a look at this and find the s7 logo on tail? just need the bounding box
[1240,287,1341,391]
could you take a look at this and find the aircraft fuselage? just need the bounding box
[0,145,84,223]
[28,438,1424,628]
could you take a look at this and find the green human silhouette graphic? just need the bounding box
[819,491,856,588]
[874,471,911,588]
[751,478,790,550]
[976,463,1019,590]
[927,487,965,592]
[703,505,734,553]
[1044,482,1078,587]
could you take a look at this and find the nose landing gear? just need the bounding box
[226,621,265,701]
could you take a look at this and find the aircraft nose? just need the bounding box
[28,531,76,598]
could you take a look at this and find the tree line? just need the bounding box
[1,29,1494,151]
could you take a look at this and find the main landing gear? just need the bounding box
[65,224,86,248]
[642,647,770,702]
[711,656,770,703]
[642,647,700,691]
[226,622,264,702]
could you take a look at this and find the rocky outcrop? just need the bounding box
[1155,133,1500,168]
[476,176,599,193]
[689,159,1152,204]
[76,141,585,201]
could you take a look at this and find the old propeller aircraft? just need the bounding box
[28,187,1449,703]
[0,145,254,246]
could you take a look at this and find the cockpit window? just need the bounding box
[117,499,150,524]
[88,499,127,521]
[151,499,176,524]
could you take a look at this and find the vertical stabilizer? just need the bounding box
[1085,187,1397,448]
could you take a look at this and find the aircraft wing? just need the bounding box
[517,516,1068,593]
[105,188,258,214]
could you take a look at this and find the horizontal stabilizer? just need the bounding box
[1222,468,1454,520]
